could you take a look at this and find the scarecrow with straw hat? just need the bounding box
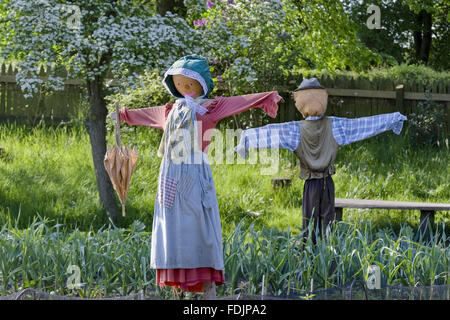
[111,55,283,299]
[235,78,407,243]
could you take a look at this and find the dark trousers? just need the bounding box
[302,175,336,243]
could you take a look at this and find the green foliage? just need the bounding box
[105,69,172,111]
[335,133,449,223]
[0,217,448,298]
[407,91,448,148]
[343,0,449,70]
[343,0,417,65]
[198,0,291,95]
[288,0,381,71]
[372,64,450,87]
[223,219,449,296]
[0,124,107,229]
[183,0,380,96]
[294,64,450,91]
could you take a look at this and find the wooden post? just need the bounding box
[0,63,5,117]
[396,84,404,113]
[419,210,435,238]
[288,95,297,122]
[271,177,291,189]
[6,64,14,118]
[335,207,343,221]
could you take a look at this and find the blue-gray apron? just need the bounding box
[150,101,224,271]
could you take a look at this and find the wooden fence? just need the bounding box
[0,63,83,124]
[1,62,449,132]
[272,76,450,132]
[273,85,450,131]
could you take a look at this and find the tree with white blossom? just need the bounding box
[0,0,203,222]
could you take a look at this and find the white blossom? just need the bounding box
[1,0,204,96]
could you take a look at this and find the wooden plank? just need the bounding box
[0,63,5,116]
[15,84,27,118]
[271,177,292,188]
[6,83,13,116]
[438,80,445,94]
[326,88,396,99]
[358,77,374,117]
[320,73,334,88]
[404,92,450,102]
[335,198,450,211]
[447,101,450,135]
[0,82,5,116]
[396,84,404,113]
[323,88,450,102]
[0,75,84,85]
[1,78,445,101]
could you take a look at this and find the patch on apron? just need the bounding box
[177,172,196,196]
[199,176,214,209]
[157,175,178,209]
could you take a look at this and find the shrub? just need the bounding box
[407,91,448,148]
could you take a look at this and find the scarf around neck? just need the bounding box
[175,95,208,115]
[157,96,210,158]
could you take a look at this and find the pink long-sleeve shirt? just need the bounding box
[119,91,283,153]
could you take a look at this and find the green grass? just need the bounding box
[0,122,449,232]
[212,130,450,233]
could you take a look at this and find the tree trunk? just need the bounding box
[86,76,119,223]
[413,10,433,64]
[420,11,432,63]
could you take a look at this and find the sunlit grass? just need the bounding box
[1,122,449,231]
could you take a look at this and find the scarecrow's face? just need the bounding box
[293,89,328,118]
[173,74,203,98]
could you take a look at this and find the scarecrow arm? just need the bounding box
[330,112,407,146]
[119,104,171,130]
[234,121,300,159]
[210,91,283,122]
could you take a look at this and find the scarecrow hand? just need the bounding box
[110,112,117,120]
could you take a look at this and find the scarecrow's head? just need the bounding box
[162,55,214,99]
[292,78,328,118]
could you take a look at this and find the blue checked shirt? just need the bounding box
[234,112,407,159]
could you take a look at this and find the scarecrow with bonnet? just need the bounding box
[112,55,283,298]
[235,78,407,243]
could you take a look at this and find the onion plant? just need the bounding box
[0,216,448,299]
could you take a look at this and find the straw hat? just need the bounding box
[293,78,328,118]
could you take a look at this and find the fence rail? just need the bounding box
[326,88,450,102]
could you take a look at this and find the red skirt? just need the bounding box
[156,267,225,292]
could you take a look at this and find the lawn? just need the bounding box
[1,122,448,232]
